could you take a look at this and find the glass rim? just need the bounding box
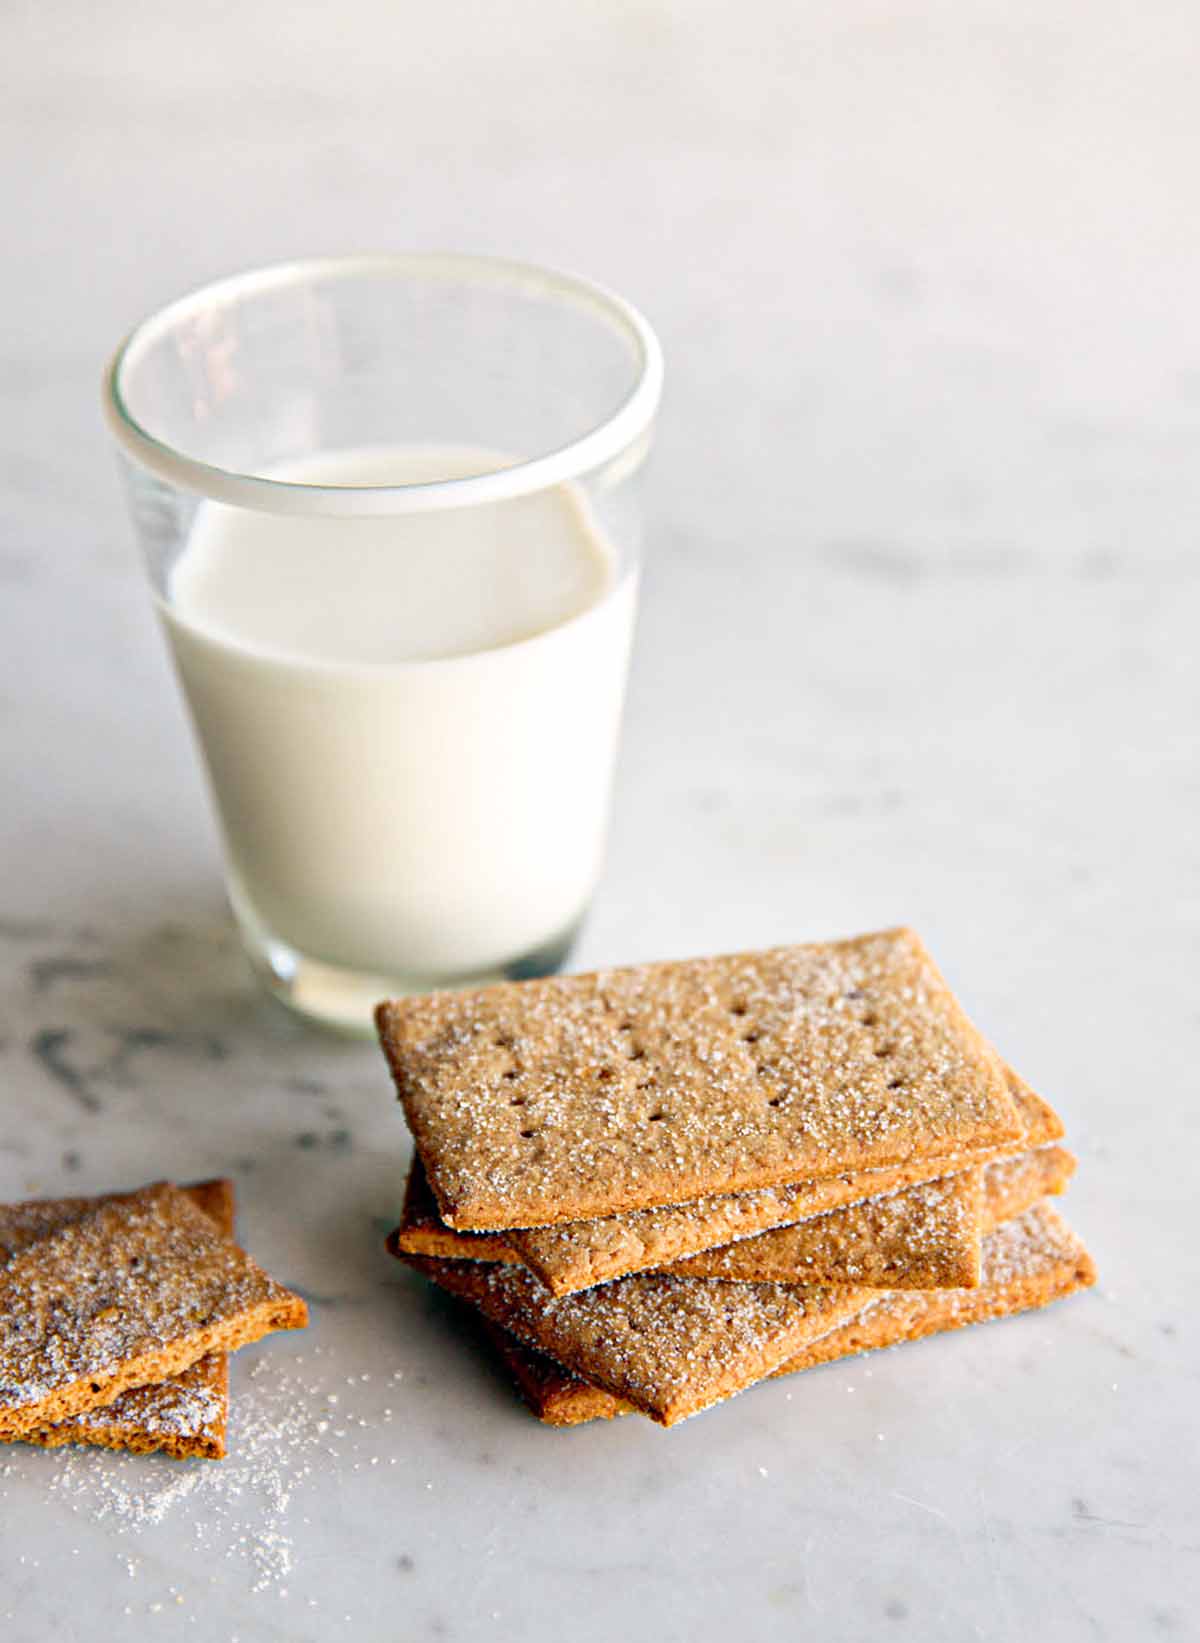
[102,252,663,517]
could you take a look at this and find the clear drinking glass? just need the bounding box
[103,254,662,1032]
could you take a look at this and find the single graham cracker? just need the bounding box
[0,1182,307,1441]
[488,1202,1096,1425]
[392,1068,1061,1295]
[391,1163,516,1265]
[1,1180,237,1460]
[667,1137,1075,1289]
[401,1254,872,1426]
[662,1141,1076,1289]
[377,928,1021,1231]
[982,1145,1075,1231]
[664,1167,984,1288]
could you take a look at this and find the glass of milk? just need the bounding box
[103,255,662,1032]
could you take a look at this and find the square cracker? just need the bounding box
[487,1202,1096,1425]
[0,1180,236,1460]
[376,928,1020,1230]
[389,1070,1062,1295]
[0,1182,307,1441]
[401,1252,873,1426]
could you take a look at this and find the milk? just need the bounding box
[160,447,636,981]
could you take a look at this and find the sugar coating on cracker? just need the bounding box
[486,1203,1097,1426]
[981,1145,1075,1232]
[398,1066,1059,1295]
[378,928,1020,1231]
[1,1179,238,1460]
[665,1167,983,1288]
[403,1253,871,1425]
[0,1181,306,1440]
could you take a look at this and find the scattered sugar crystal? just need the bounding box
[0,1350,393,1602]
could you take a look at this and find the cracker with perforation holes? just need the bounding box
[0,1182,307,1441]
[505,1067,1058,1291]
[389,1068,1062,1294]
[486,1202,1096,1425]
[0,1180,236,1460]
[376,928,1021,1231]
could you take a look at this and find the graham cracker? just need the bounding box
[0,1182,307,1441]
[488,1203,1096,1425]
[401,1253,873,1426]
[391,1163,516,1264]
[27,1355,231,1460]
[664,1139,1076,1288]
[0,1180,236,1460]
[664,1167,983,1288]
[982,1145,1076,1231]
[391,1068,1061,1295]
[377,928,1021,1231]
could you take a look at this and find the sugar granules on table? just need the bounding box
[0,1345,401,1606]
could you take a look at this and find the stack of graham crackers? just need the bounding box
[379,928,1095,1427]
[0,1180,307,1458]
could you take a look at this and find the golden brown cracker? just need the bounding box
[401,1253,872,1426]
[390,1162,987,1291]
[6,1179,237,1460]
[392,1069,1061,1296]
[489,1203,1096,1425]
[377,928,1020,1230]
[982,1145,1075,1231]
[665,1167,983,1288]
[0,1182,307,1441]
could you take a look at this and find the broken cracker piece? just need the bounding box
[0,1182,306,1442]
[3,1179,236,1460]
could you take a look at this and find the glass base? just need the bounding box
[236,907,585,1036]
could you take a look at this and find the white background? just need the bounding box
[0,3,1196,1639]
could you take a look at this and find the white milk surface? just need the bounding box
[161,447,636,978]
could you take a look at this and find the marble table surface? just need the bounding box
[1,3,1196,1638]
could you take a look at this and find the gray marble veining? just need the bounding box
[1,2,1197,1638]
